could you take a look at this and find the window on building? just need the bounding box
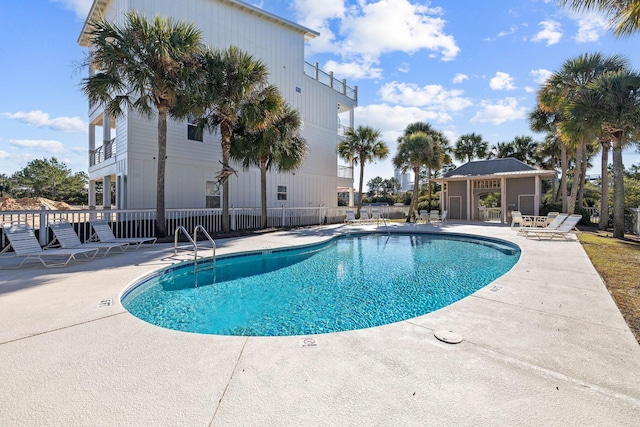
[277,185,287,201]
[206,181,220,208]
[187,114,203,142]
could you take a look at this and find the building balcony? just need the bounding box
[304,62,357,102]
[90,138,115,166]
[338,165,353,179]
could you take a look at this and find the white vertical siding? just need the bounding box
[90,0,352,209]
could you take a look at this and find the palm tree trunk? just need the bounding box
[579,144,588,208]
[155,104,168,238]
[407,166,420,223]
[612,135,625,239]
[560,143,568,213]
[427,167,433,210]
[221,122,232,233]
[568,142,583,215]
[260,157,268,229]
[599,140,610,230]
[356,161,365,219]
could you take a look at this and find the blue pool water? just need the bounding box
[122,233,520,336]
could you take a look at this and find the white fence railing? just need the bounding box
[0,205,411,249]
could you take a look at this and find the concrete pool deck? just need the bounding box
[1,222,639,426]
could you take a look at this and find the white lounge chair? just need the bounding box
[515,213,567,235]
[89,219,157,249]
[370,209,382,222]
[511,211,530,228]
[48,220,129,257]
[344,210,358,224]
[524,214,582,240]
[0,223,99,269]
[429,210,440,222]
[440,210,448,222]
[417,210,429,223]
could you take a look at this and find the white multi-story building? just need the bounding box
[394,168,411,192]
[78,0,356,210]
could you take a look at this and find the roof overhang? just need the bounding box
[440,169,557,181]
[78,0,319,47]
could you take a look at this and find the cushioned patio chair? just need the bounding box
[48,220,129,257]
[429,210,441,222]
[523,214,582,240]
[0,223,99,269]
[89,219,157,249]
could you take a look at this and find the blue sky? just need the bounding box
[2,0,640,187]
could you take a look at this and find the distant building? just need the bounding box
[394,168,411,192]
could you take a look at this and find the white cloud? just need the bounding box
[355,104,453,143]
[9,139,66,154]
[50,0,93,20]
[531,20,563,45]
[452,73,468,84]
[489,72,516,90]
[398,62,411,73]
[0,150,9,160]
[470,98,527,125]
[573,12,609,42]
[294,0,459,66]
[530,68,552,85]
[323,59,383,80]
[379,82,472,112]
[1,110,87,133]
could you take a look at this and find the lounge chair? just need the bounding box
[0,223,99,269]
[440,210,448,222]
[544,212,560,226]
[524,214,582,240]
[89,219,157,249]
[511,211,529,228]
[515,213,567,235]
[417,210,429,223]
[370,209,382,222]
[429,210,440,222]
[47,220,129,257]
[344,210,358,224]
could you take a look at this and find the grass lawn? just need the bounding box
[579,231,640,344]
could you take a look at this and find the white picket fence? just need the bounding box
[0,205,410,249]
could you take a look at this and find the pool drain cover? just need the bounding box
[434,330,463,344]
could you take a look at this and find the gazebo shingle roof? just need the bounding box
[443,158,537,178]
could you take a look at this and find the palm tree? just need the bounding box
[537,52,628,214]
[82,12,203,238]
[337,126,389,219]
[490,142,515,159]
[453,133,488,163]
[510,136,539,165]
[568,69,640,238]
[393,122,449,220]
[198,46,270,233]
[558,0,640,36]
[230,88,308,229]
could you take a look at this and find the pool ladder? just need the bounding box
[174,225,216,272]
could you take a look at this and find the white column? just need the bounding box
[103,175,112,209]
[466,179,471,220]
[501,177,507,223]
[102,114,111,143]
[89,180,96,210]
[534,175,541,216]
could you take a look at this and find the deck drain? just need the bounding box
[98,299,113,307]
[434,330,463,344]
[490,286,502,292]
[300,337,318,347]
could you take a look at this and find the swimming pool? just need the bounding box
[121,232,520,336]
